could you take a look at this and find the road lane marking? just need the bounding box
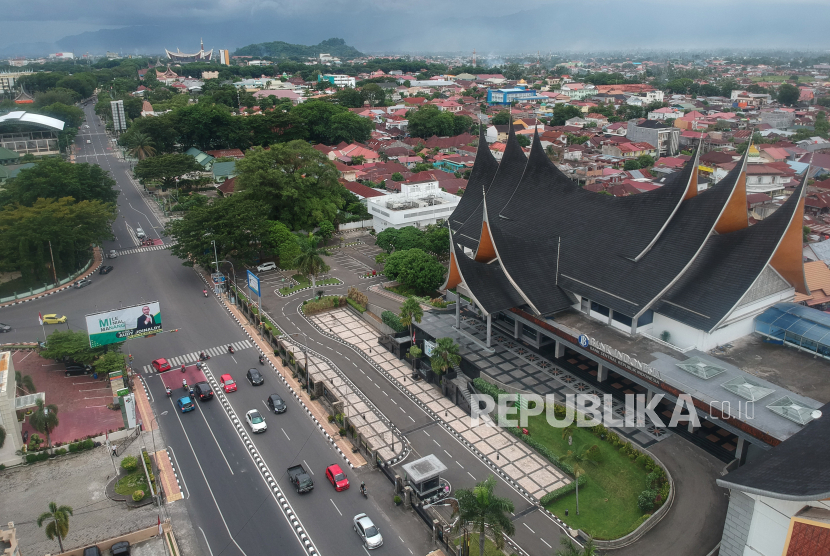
[540,538,552,548]
[523,523,535,534]
[444,450,452,457]
[467,471,477,481]
[304,460,314,474]
[408,416,415,422]
[282,428,291,441]
[198,527,215,556]
[166,445,189,499]
[456,461,464,469]
[193,401,234,474]
[330,498,343,516]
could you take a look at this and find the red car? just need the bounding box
[219,374,237,393]
[152,358,171,373]
[325,464,349,491]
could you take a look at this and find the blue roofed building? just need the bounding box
[486,85,546,105]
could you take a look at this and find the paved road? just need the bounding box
[1,105,434,556]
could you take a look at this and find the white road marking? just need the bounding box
[467,471,477,481]
[456,461,464,469]
[523,523,535,534]
[198,527,215,556]
[330,498,343,516]
[193,402,234,474]
[408,416,415,422]
[540,538,552,548]
[304,460,314,474]
[282,428,291,441]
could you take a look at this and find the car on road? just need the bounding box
[177,396,195,413]
[245,409,267,433]
[325,464,350,491]
[287,464,314,493]
[256,262,277,272]
[193,382,214,401]
[152,358,171,373]
[135,227,146,239]
[266,393,286,414]
[74,278,92,289]
[65,363,93,377]
[42,314,67,324]
[0,323,11,333]
[219,374,237,393]
[246,368,264,386]
[86,139,91,144]
[99,265,113,275]
[353,514,383,549]
[107,250,118,259]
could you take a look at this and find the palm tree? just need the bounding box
[29,399,59,447]
[560,444,600,515]
[37,502,73,553]
[15,371,36,396]
[127,132,156,160]
[399,297,423,341]
[555,537,600,556]
[561,422,577,445]
[453,475,515,556]
[429,337,461,378]
[292,234,330,294]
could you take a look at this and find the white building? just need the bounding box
[321,74,356,88]
[367,181,460,232]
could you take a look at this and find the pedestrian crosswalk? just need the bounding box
[117,244,170,256]
[141,340,254,374]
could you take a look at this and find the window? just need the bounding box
[591,301,609,317]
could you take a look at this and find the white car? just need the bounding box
[135,227,146,239]
[353,513,383,549]
[256,262,277,272]
[245,409,267,433]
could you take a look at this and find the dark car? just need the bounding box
[99,265,113,275]
[65,364,93,377]
[246,368,264,386]
[193,381,214,401]
[267,393,286,414]
[111,541,130,556]
[0,323,11,333]
[82,546,102,556]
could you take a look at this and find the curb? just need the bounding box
[0,249,104,309]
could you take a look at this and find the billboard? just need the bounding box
[247,270,261,296]
[85,301,163,347]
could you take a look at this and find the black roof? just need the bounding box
[450,128,499,251]
[452,237,525,315]
[717,402,830,501]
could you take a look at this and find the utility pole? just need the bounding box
[47,240,58,285]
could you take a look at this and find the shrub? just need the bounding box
[381,311,406,333]
[338,428,346,436]
[38,452,50,461]
[0,464,5,471]
[121,455,139,472]
[55,448,67,456]
[347,286,368,308]
[346,298,367,313]
[659,482,670,503]
[539,474,588,505]
[82,439,95,450]
[327,415,335,423]
[132,490,145,502]
[638,490,657,513]
[393,495,402,505]
[25,454,38,463]
[646,467,665,489]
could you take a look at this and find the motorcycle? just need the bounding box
[182,379,188,391]
[181,364,186,373]
[228,345,235,354]
[199,352,210,361]
[360,484,367,498]
[259,355,265,365]
[203,289,208,297]
[166,386,172,397]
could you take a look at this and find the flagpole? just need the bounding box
[39,313,46,344]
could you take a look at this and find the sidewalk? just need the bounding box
[0,247,103,308]
[309,309,571,502]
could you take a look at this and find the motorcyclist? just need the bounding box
[200,352,207,360]
[166,386,172,397]
[360,481,365,495]
[259,354,265,364]
[228,344,234,354]
[182,378,188,390]
[181,364,186,373]
[203,289,208,297]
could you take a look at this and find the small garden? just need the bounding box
[301,295,347,315]
[453,533,502,556]
[472,379,670,540]
[115,456,148,502]
[278,274,341,296]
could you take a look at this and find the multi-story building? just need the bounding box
[318,74,356,88]
[626,119,680,157]
[367,180,460,231]
[0,70,32,96]
[486,86,546,105]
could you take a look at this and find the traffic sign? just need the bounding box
[247,270,261,296]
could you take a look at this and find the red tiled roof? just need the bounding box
[343,181,386,199]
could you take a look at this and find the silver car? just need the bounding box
[353,513,383,549]
[108,250,118,259]
[135,227,146,239]
[245,409,267,433]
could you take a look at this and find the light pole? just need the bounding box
[284,332,312,394]
[214,259,237,304]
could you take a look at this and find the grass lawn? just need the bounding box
[527,413,650,540]
[278,274,341,295]
[453,533,502,556]
[115,470,148,500]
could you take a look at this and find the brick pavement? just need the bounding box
[155,449,182,502]
[312,309,571,501]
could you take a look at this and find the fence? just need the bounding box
[338,220,374,231]
[0,257,94,304]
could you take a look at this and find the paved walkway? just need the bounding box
[0,247,103,308]
[312,309,571,501]
[155,449,183,502]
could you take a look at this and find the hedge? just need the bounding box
[346,298,367,313]
[381,311,406,333]
[539,475,588,505]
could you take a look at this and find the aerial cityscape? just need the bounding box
[1,4,830,556]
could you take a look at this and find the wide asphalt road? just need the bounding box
[0,105,434,556]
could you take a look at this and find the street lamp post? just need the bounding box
[214,259,237,305]
[284,332,312,394]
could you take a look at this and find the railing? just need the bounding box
[0,257,94,304]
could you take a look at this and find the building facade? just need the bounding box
[318,74,356,88]
[487,86,546,105]
[626,119,680,156]
[367,181,460,231]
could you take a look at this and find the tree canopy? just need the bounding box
[134,153,203,190]
[0,158,118,207]
[291,100,374,144]
[407,105,473,139]
[777,83,801,106]
[383,248,445,295]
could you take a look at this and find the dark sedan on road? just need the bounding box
[193,382,214,401]
[247,368,264,386]
[266,393,286,413]
[99,266,113,275]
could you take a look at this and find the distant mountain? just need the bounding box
[233,38,363,60]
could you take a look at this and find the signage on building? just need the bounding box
[584,336,662,381]
[423,339,436,357]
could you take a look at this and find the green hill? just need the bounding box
[233,38,363,59]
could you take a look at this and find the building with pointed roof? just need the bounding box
[165,40,213,63]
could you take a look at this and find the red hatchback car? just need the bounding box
[152,358,171,372]
[325,464,349,491]
[219,374,237,393]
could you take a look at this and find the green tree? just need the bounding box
[383,248,445,294]
[391,172,404,182]
[33,88,80,107]
[0,158,118,207]
[408,104,473,138]
[516,134,531,148]
[550,105,583,126]
[424,225,449,255]
[623,159,640,171]
[318,219,335,243]
[376,226,425,253]
[399,297,424,341]
[636,154,654,168]
[555,537,600,556]
[412,162,433,173]
[235,142,346,230]
[332,88,364,108]
[361,83,385,107]
[268,221,301,269]
[292,100,374,144]
[14,371,36,396]
[453,476,515,556]
[37,502,73,553]
[134,153,202,190]
[38,102,85,128]
[39,330,107,364]
[429,337,460,376]
[777,83,800,106]
[126,131,156,160]
[292,234,331,293]
[491,110,511,125]
[560,444,600,515]
[93,352,127,377]
[29,399,59,447]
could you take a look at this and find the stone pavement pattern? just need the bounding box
[0,439,158,555]
[155,449,182,502]
[313,309,570,501]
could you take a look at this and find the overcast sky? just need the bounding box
[2,0,830,56]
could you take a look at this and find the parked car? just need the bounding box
[287,464,314,493]
[65,364,93,377]
[256,262,277,272]
[245,409,267,433]
[110,541,130,556]
[353,514,383,549]
[219,374,237,393]
[82,546,101,556]
[42,314,67,324]
[152,358,171,372]
[193,382,214,401]
[177,397,195,413]
[266,393,286,414]
[108,250,118,259]
[99,265,113,275]
[246,368,264,386]
[135,227,146,239]
[325,464,350,491]
[0,323,11,333]
[74,278,92,289]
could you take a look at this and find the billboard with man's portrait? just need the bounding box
[85,302,163,347]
